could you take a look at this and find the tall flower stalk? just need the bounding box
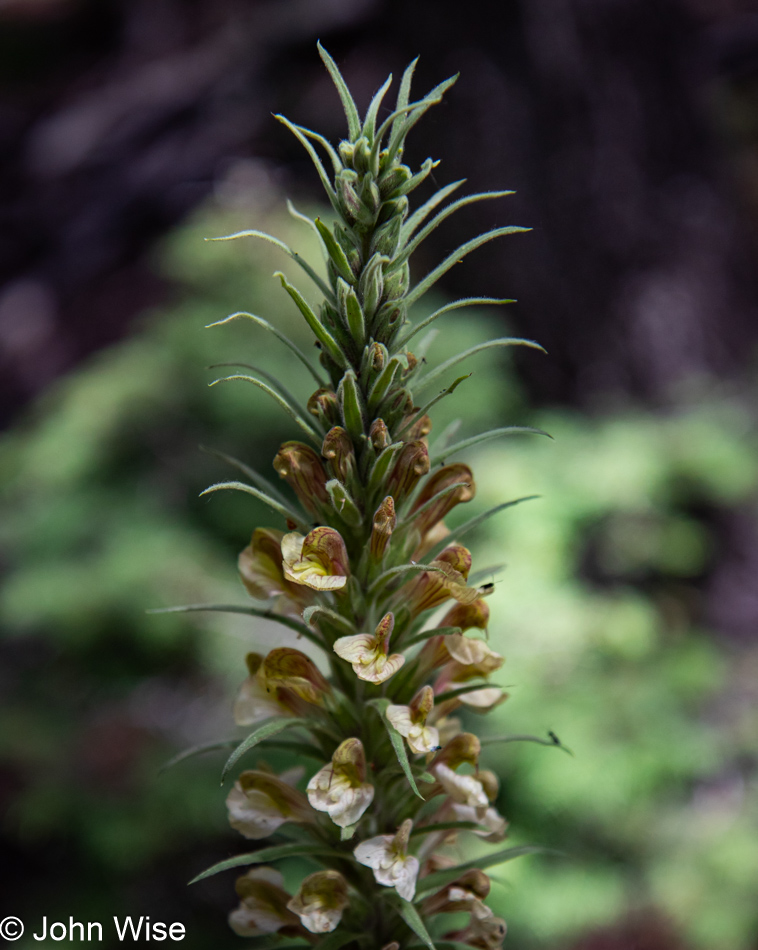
[171,44,555,950]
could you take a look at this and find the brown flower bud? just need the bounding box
[440,599,490,633]
[369,418,391,452]
[273,442,329,514]
[433,732,481,770]
[386,440,430,501]
[307,388,339,427]
[321,426,355,483]
[370,496,396,561]
[411,464,475,536]
[402,410,433,441]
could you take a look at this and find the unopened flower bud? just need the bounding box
[434,732,481,770]
[440,599,490,633]
[307,388,340,427]
[263,647,331,705]
[274,442,329,514]
[402,409,433,440]
[369,418,391,452]
[370,496,396,561]
[386,440,430,501]
[411,464,475,536]
[322,426,355,483]
[404,544,479,617]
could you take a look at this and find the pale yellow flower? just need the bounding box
[386,686,440,754]
[287,870,349,933]
[353,819,420,901]
[306,738,374,828]
[282,527,349,591]
[334,613,404,684]
[226,768,314,840]
[228,867,301,937]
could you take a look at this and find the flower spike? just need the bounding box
[186,41,551,950]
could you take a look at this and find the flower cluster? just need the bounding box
[181,44,549,950]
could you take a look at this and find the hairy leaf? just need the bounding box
[206,311,325,387]
[317,42,361,140]
[430,426,552,465]
[199,482,308,531]
[369,699,424,800]
[416,337,546,392]
[398,297,514,348]
[221,718,311,785]
[406,227,530,308]
[189,842,347,884]
[415,846,546,897]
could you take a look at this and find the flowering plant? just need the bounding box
[167,44,558,950]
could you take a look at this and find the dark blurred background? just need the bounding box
[1,1,757,948]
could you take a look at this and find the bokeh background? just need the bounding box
[1,1,758,948]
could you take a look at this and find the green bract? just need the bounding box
[171,44,554,949]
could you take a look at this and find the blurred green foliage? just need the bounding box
[1,182,756,949]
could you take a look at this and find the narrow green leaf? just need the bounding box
[146,603,322,646]
[200,482,308,531]
[326,479,363,527]
[317,42,361,140]
[368,562,445,596]
[386,74,459,161]
[302,605,356,635]
[314,218,356,284]
[481,733,574,756]
[209,375,320,445]
[389,894,435,950]
[189,842,347,884]
[275,273,348,369]
[397,298,514,348]
[159,739,236,774]
[396,191,515,266]
[430,426,552,465]
[206,311,326,387]
[415,846,546,897]
[314,930,364,950]
[400,180,465,245]
[290,124,343,175]
[274,114,339,208]
[207,362,302,415]
[221,718,310,785]
[427,496,539,559]
[198,446,293,509]
[363,73,393,141]
[205,230,334,304]
[390,57,419,142]
[409,821,480,837]
[369,699,424,800]
[396,375,471,438]
[401,626,461,649]
[338,370,366,442]
[405,227,530,308]
[416,337,546,392]
[433,683,493,705]
[344,288,365,345]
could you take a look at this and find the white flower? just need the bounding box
[333,613,404,684]
[451,802,508,843]
[226,768,313,840]
[281,528,349,591]
[386,686,440,754]
[306,738,374,828]
[353,820,419,901]
[228,867,299,936]
[433,762,489,817]
[287,870,349,933]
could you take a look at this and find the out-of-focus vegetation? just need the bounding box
[1,182,757,949]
